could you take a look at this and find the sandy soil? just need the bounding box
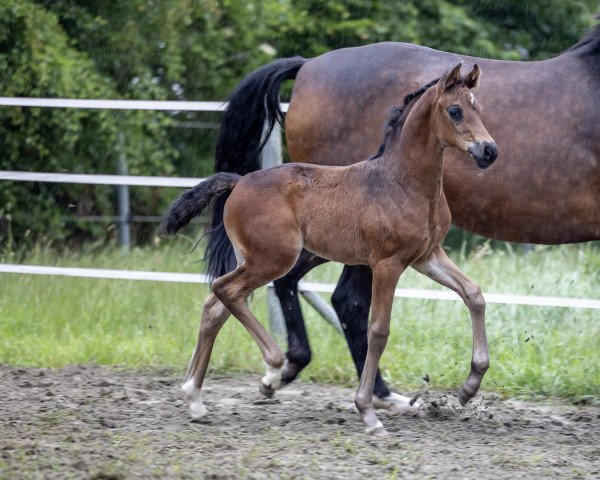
[1,364,599,479]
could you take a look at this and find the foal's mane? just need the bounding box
[568,14,600,57]
[369,76,440,160]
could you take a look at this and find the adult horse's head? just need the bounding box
[434,64,498,169]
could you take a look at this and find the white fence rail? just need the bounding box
[0,170,203,188]
[2,264,600,310]
[1,96,599,339]
[0,97,289,112]
[0,96,297,334]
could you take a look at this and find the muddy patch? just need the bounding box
[1,365,599,479]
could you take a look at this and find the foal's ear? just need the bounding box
[443,63,463,91]
[464,64,481,89]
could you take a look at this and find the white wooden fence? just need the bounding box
[1,97,599,342]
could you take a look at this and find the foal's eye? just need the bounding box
[447,105,463,121]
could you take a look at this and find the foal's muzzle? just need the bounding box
[469,141,498,169]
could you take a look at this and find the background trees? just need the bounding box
[0,0,597,247]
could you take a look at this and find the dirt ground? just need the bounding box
[1,365,599,479]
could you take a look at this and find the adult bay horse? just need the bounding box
[165,65,497,434]
[206,22,600,409]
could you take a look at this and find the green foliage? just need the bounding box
[0,0,178,247]
[0,0,597,247]
[455,0,598,59]
[257,0,596,60]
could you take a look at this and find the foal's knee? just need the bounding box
[464,284,485,315]
[368,324,390,348]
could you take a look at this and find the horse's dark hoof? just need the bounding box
[458,387,473,406]
[260,383,276,399]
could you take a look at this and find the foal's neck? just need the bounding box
[378,95,445,198]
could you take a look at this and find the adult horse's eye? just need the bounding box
[447,105,463,121]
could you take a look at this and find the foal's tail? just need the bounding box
[206,56,308,279]
[161,173,241,236]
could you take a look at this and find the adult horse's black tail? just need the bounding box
[206,56,307,279]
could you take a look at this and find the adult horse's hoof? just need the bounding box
[373,392,422,416]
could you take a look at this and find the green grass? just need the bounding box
[1,239,599,403]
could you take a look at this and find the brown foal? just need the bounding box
[163,64,498,434]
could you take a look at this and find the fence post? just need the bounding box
[261,122,286,341]
[117,131,131,250]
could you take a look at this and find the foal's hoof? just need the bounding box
[261,363,282,396]
[189,399,208,419]
[365,421,388,436]
[260,383,276,399]
[181,379,208,419]
[458,386,475,406]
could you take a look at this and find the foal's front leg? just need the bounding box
[332,265,417,414]
[354,257,405,435]
[413,245,489,405]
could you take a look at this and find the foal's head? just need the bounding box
[431,64,498,169]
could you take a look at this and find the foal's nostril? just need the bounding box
[471,142,498,169]
[483,143,498,164]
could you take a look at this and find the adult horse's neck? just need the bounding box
[378,89,444,199]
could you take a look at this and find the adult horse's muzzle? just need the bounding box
[468,141,498,169]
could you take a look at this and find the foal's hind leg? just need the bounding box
[181,294,230,419]
[412,245,489,405]
[212,261,294,394]
[273,249,328,384]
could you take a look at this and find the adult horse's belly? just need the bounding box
[286,42,600,244]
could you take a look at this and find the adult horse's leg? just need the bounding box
[332,266,376,386]
[181,294,230,418]
[412,245,489,405]
[273,249,328,384]
[355,256,405,435]
[332,265,416,413]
